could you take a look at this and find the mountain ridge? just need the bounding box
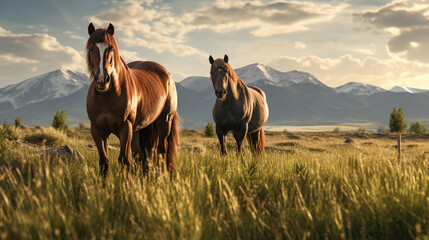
[2,65,429,128]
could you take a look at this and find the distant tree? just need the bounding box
[333,127,340,133]
[14,116,22,128]
[204,122,215,137]
[377,126,388,133]
[357,127,366,132]
[52,110,68,131]
[389,107,408,133]
[409,122,427,133]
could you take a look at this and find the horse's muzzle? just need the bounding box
[95,74,110,91]
[215,89,226,99]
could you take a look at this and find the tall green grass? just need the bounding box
[0,130,428,239]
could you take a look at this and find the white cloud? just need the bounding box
[267,54,429,89]
[182,1,347,37]
[89,0,206,57]
[352,48,375,55]
[0,26,10,35]
[119,49,143,62]
[294,41,307,50]
[354,0,429,64]
[88,0,345,57]
[0,30,84,87]
[64,31,85,41]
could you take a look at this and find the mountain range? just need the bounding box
[1,64,429,128]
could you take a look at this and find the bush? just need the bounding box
[79,122,90,130]
[0,121,19,141]
[24,127,67,147]
[333,127,340,133]
[204,122,215,137]
[358,127,366,132]
[52,109,68,131]
[14,116,22,128]
[409,122,427,133]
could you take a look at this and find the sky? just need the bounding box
[1,0,429,90]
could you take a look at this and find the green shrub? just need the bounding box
[358,127,366,132]
[409,122,427,133]
[52,109,68,131]
[204,122,215,137]
[0,121,19,141]
[14,116,22,128]
[333,127,340,133]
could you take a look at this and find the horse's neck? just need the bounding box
[112,58,131,95]
[227,76,245,102]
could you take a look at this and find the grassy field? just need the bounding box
[0,124,428,239]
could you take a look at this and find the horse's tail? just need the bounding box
[257,127,265,154]
[166,111,180,173]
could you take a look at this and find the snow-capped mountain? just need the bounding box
[389,86,429,94]
[179,63,326,92]
[179,76,211,92]
[335,82,386,96]
[0,69,89,109]
[235,63,326,87]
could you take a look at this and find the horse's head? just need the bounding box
[209,54,230,100]
[86,23,120,92]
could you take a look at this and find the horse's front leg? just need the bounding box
[216,125,228,155]
[91,126,110,178]
[233,122,248,153]
[118,120,133,170]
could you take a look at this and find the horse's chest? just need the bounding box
[94,112,123,132]
[216,109,241,129]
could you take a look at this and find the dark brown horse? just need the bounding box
[86,23,180,178]
[209,55,269,154]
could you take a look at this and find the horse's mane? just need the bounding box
[212,58,243,85]
[86,28,121,73]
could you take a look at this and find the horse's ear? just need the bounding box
[224,54,229,63]
[88,23,95,36]
[107,23,115,36]
[209,55,214,64]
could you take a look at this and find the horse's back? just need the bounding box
[128,61,170,83]
[128,60,177,121]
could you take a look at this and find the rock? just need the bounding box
[345,137,355,144]
[42,145,84,161]
[192,146,203,154]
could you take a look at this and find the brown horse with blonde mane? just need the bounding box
[86,23,180,178]
[209,55,269,155]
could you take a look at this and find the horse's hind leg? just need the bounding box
[155,116,172,172]
[91,126,110,178]
[131,130,149,174]
[249,131,260,153]
[117,120,132,170]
